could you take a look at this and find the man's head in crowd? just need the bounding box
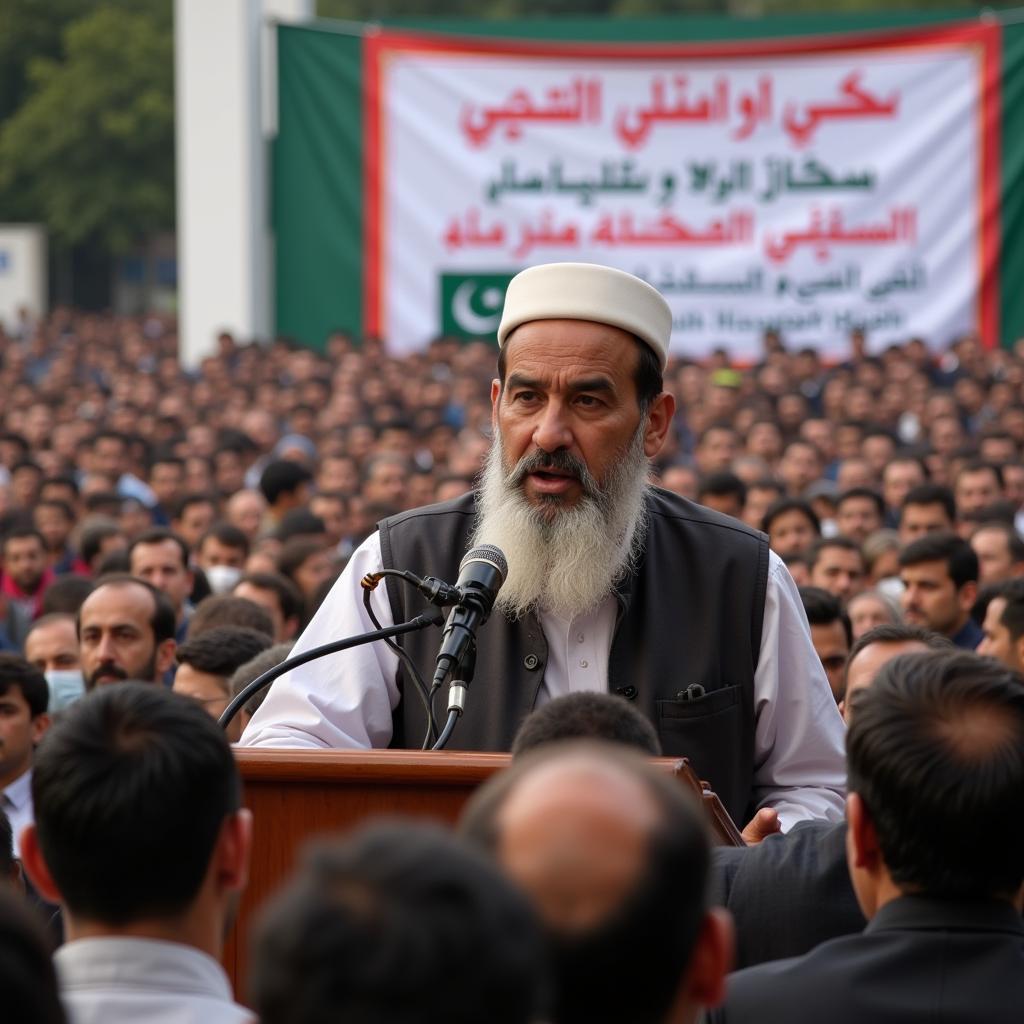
[309,492,349,549]
[0,654,49,791]
[512,692,662,757]
[170,493,218,552]
[834,488,884,544]
[147,455,185,511]
[777,440,823,496]
[799,587,852,702]
[898,483,957,545]
[78,517,128,575]
[361,454,411,509]
[1,527,48,596]
[694,426,739,476]
[740,478,782,531]
[762,498,821,559]
[898,533,979,641]
[194,522,250,594]
[969,521,1024,586]
[252,821,546,1024]
[838,622,953,723]
[128,528,194,624]
[77,576,177,689]
[259,460,314,521]
[174,626,273,739]
[24,614,83,711]
[21,683,251,959]
[696,472,746,520]
[187,594,275,641]
[846,589,900,640]
[806,537,867,607]
[881,456,927,516]
[224,488,267,541]
[226,642,292,737]
[33,500,76,558]
[845,651,1024,918]
[953,460,1004,521]
[460,743,730,1024]
[660,464,699,500]
[232,572,302,642]
[978,577,1024,671]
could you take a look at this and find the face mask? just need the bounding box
[45,669,85,711]
[205,564,244,595]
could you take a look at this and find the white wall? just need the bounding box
[0,225,47,332]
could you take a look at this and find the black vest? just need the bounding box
[378,488,770,822]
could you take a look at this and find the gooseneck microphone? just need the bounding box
[432,544,508,691]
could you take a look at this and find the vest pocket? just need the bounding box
[656,684,739,720]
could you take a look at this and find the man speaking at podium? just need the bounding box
[242,263,845,830]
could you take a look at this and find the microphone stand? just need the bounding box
[218,612,444,733]
[431,642,475,751]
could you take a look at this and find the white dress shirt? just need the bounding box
[241,532,847,830]
[56,936,253,1024]
[1,767,33,859]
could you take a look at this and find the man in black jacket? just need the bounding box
[708,650,1024,1024]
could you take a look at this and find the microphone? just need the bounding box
[433,545,508,689]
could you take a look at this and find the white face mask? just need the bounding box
[45,669,85,711]
[205,564,244,595]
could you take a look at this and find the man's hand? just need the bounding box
[741,807,782,846]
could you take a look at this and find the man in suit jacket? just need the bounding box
[707,650,1024,1023]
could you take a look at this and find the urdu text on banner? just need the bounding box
[363,22,1000,361]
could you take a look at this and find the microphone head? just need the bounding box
[460,544,508,583]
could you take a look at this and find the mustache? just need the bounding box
[507,449,599,497]
[89,663,129,685]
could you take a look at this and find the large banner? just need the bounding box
[363,23,999,360]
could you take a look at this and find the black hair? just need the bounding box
[761,497,822,536]
[172,492,219,521]
[34,499,75,523]
[972,521,1024,564]
[0,889,66,1024]
[898,532,979,588]
[234,572,303,624]
[259,460,314,505]
[1,526,46,555]
[836,487,885,517]
[251,821,547,1024]
[955,459,1004,490]
[460,741,709,1024]
[497,331,663,414]
[128,528,190,571]
[31,683,241,924]
[39,576,95,617]
[274,508,327,544]
[846,622,954,668]
[992,577,1024,641]
[900,483,957,523]
[847,651,1024,898]
[176,626,273,682]
[79,518,124,567]
[0,653,49,717]
[198,521,250,558]
[81,574,177,645]
[277,537,329,582]
[807,535,864,569]
[697,471,747,505]
[512,692,661,757]
[187,595,275,641]
[798,587,853,647]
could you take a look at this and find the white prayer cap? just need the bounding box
[497,262,671,369]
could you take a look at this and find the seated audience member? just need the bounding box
[461,742,731,1024]
[806,538,867,607]
[512,691,662,756]
[251,821,546,1024]
[186,594,275,641]
[711,624,952,970]
[710,651,1024,1023]
[846,589,900,640]
[799,587,851,703]
[20,683,253,1023]
[978,576,1024,671]
[761,498,821,559]
[0,655,50,858]
[970,521,1024,586]
[833,488,884,545]
[225,643,293,738]
[77,576,177,689]
[194,524,250,594]
[232,572,302,642]
[898,532,981,649]
[897,483,957,545]
[173,627,273,740]
[696,473,746,520]
[24,615,84,712]
[0,888,66,1024]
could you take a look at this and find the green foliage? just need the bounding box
[0,2,173,251]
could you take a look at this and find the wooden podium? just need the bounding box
[225,748,743,998]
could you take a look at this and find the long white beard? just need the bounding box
[471,427,651,621]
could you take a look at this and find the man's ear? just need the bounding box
[683,907,734,1009]
[155,639,177,676]
[214,809,253,895]
[30,713,51,746]
[19,825,62,905]
[847,792,882,871]
[643,391,676,459]
[957,579,978,614]
[490,378,501,427]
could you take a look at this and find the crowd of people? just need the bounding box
[2,301,1024,1022]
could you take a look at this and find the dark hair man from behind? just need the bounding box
[251,820,546,1024]
[460,741,730,1024]
[710,651,1024,1024]
[19,684,253,1022]
[512,692,662,756]
[898,532,981,648]
[0,888,66,1024]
